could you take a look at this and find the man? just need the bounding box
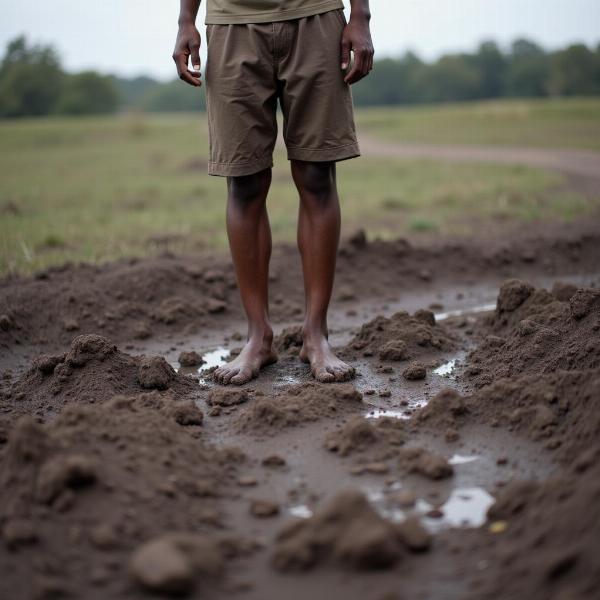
[173,0,374,385]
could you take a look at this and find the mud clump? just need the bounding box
[397,447,453,480]
[325,416,405,460]
[272,490,430,571]
[236,383,362,435]
[178,350,204,367]
[5,334,197,419]
[343,309,456,362]
[402,361,427,380]
[137,355,176,390]
[129,533,225,595]
[207,388,250,407]
[467,282,600,386]
[0,394,241,598]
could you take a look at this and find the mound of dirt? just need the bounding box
[466,281,600,387]
[235,383,363,435]
[0,394,244,599]
[325,416,451,480]
[272,490,431,571]
[466,469,600,600]
[342,309,458,362]
[324,415,405,457]
[3,334,199,420]
[273,325,304,357]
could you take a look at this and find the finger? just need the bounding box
[190,43,201,72]
[341,40,351,71]
[344,50,366,84]
[175,54,202,87]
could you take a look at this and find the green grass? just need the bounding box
[1,100,598,274]
[357,97,600,150]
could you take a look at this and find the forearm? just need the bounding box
[348,0,371,21]
[178,0,201,25]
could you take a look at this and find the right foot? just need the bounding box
[213,333,277,385]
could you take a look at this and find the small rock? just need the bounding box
[178,351,204,367]
[262,454,286,468]
[130,537,194,594]
[402,362,427,381]
[250,499,280,518]
[137,356,175,390]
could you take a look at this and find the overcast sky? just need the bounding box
[1,0,599,80]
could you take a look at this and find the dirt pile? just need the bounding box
[466,469,600,600]
[0,394,244,599]
[235,383,363,435]
[272,490,431,571]
[342,309,458,362]
[325,416,453,480]
[325,415,405,457]
[466,280,600,387]
[3,334,199,420]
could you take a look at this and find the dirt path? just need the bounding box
[359,134,600,194]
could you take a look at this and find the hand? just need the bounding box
[173,23,202,87]
[341,15,374,84]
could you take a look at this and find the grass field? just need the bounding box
[357,97,600,150]
[1,98,599,274]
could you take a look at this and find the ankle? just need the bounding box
[247,323,273,345]
[302,324,328,345]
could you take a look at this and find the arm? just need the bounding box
[173,0,202,87]
[341,0,374,84]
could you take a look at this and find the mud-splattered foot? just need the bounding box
[213,337,277,386]
[300,335,355,383]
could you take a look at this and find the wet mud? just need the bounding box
[0,224,600,599]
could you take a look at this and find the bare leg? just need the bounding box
[291,160,355,383]
[213,169,277,385]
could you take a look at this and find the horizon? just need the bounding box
[1,0,599,81]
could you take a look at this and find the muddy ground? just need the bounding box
[1,218,599,600]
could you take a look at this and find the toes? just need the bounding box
[314,367,335,383]
[221,368,240,385]
[230,367,254,385]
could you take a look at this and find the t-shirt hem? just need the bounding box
[205,0,344,24]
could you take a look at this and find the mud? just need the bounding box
[1,223,600,599]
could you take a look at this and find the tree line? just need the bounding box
[1,35,600,118]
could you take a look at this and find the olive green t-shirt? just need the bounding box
[205,0,344,24]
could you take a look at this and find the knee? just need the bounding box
[227,169,271,208]
[293,161,335,203]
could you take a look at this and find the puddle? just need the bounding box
[423,487,494,530]
[199,347,230,371]
[449,454,479,465]
[435,303,496,321]
[288,505,313,519]
[365,408,408,420]
[288,484,494,533]
[433,358,457,378]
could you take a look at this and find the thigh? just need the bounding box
[278,10,360,163]
[205,23,278,177]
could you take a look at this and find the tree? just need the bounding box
[506,38,550,97]
[0,36,64,117]
[548,44,600,96]
[472,41,507,98]
[57,71,119,115]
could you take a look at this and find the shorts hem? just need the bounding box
[208,156,273,177]
[287,142,361,163]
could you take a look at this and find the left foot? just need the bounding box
[299,333,355,383]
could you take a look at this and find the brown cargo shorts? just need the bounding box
[205,9,360,177]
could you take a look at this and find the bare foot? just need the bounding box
[214,336,277,385]
[300,334,355,383]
